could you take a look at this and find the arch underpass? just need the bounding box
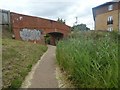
[45,32,63,45]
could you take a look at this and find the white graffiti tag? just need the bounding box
[20,28,41,41]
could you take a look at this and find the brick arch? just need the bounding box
[10,12,71,45]
[45,32,63,45]
[44,29,65,36]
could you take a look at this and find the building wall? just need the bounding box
[95,3,118,16]
[95,10,119,31]
[0,10,2,25]
[10,12,71,44]
[0,10,10,25]
[118,1,120,31]
[1,9,12,34]
[119,12,120,31]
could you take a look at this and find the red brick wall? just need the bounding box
[10,12,71,44]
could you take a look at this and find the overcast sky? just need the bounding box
[0,0,112,29]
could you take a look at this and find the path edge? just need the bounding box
[21,47,48,88]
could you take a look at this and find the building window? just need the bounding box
[107,27,113,31]
[107,16,113,25]
[108,5,113,11]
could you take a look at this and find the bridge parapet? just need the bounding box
[10,12,71,45]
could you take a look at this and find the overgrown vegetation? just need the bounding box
[2,25,13,39]
[44,34,51,44]
[57,18,66,24]
[2,28,47,89]
[56,31,118,88]
[71,24,90,31]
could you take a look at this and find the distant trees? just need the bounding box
[71,24,90,31]
[57,18,65,24]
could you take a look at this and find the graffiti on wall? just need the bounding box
[20,28,42,41]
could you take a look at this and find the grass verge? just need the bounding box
[2,38,47,89]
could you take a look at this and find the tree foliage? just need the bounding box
[71,24,90,31]
[57,18,65,24]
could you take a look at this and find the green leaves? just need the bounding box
[71,24,90,31]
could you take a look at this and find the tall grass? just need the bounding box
[56,31,118,88]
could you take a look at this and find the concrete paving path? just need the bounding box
[22,45,58,88]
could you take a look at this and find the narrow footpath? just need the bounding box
[21,45,58,88]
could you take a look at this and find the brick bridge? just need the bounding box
[10,12,71,45]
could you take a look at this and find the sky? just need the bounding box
[0,0,112,29]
